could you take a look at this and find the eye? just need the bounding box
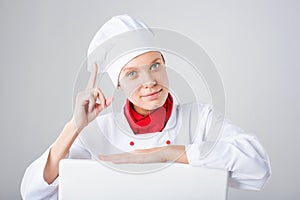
[149,63,160,71]
[127,71,137,79]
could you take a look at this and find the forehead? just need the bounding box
[122,51,163,70]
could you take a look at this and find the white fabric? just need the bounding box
[21,102,271,199]
[87,14,149,56]
[87,14,159,87]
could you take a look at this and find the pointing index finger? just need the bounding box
[86,63,98,89]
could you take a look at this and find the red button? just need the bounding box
[166,140,171,145]
[129,141,135,146]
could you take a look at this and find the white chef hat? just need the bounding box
[87,14,162,87]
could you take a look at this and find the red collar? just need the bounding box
[124,93,173,134]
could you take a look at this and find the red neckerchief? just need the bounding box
[124,93,173,134]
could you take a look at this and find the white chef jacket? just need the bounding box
[20,102,271,200]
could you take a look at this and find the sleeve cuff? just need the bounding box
[21,145,69,199]
[185,144,202,166]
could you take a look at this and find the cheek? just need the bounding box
[128,91,139,102]
[122,85,142,101]
[126,87,143,106]
[157,71,169,88]
[119,79,144,98]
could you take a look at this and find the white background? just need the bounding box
[0,0,299,199]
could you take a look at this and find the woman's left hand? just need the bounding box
[98,145,188,164]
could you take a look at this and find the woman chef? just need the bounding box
[21,14,271,200]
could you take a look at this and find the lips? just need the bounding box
[142,89,163,97]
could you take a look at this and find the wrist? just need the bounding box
[68,119,81,136]
[164,145,188,164]
[163,145,175,162]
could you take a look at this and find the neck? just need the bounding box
[133,105,151,116]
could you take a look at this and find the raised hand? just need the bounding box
[72,64,113,132]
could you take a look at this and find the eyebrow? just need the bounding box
[150,57,163,63]
[122,57,163,73]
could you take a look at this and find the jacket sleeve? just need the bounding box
[20,138,91,200]
[185,104,271,190]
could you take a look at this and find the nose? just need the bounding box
[142,81,156,88]
[142,72,156,88]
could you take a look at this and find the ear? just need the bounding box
[117,84,123,91]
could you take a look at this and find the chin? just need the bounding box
[146,102,164,110]
[143,93,168,110]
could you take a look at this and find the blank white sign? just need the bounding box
[59,159,228,200]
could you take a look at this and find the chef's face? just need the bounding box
[118,51,169,116]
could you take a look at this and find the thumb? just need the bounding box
[105,97,114,106]
[93,97,114,117]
